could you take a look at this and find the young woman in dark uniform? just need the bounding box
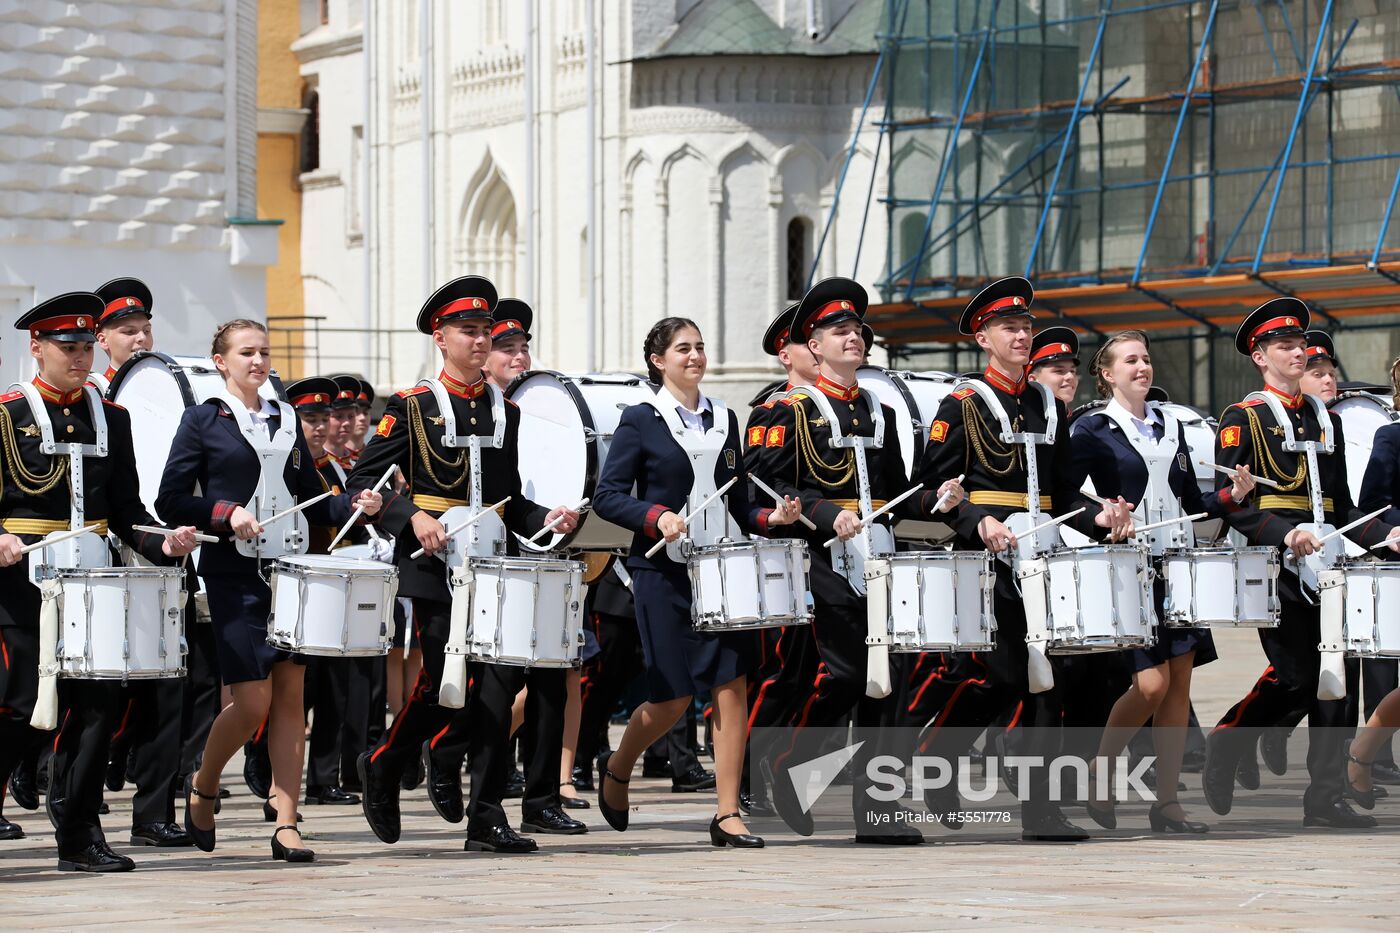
[1071,331,1253,833]
[157,320,382,862]
[592,317,801,848]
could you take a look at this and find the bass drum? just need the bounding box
[1330,390,1398,557]
[110,352,287,517]
[856,367,959,543]
[507,371,656,552]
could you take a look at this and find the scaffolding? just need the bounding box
[834,0,1400,411]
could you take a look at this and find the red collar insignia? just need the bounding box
[1263,383,1304,410]
[33,376,84,405]
[440,370,486,399]
[983,366,1026,396]
[814,373,859,402]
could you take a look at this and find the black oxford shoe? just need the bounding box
[1303,798,1378,830]
[130,821,193,847]
[521,806,588,835]
[465,824,538,853]
[8,770,38,811]
[423,742,464,824]
[58,842,135,873]
[357,751,402,844]
[305,785,361,806]
[0,815,23,840]
[1022,806,1090,842]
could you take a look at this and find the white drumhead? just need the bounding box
[1160,403,1217,493]
[1332,392,1397,502]
[509,372,653,551]
[856,367,957,478]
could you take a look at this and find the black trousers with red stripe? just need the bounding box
[366,598,464,779]
[51,679,125,852]
[0,626,53,816]
[1213,597,1353,805]
[464,662,565,828]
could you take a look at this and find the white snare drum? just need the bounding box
[1041,546,1154,653]
[1341,561,1400,657]
[857,367,959,543]
[268,555,398,657]
[688,539,812,632]
[886,550,995,652]
[57,566,186,680]
[1161,546,1280,628]
[507,371,656,552]
[449,556,586,667]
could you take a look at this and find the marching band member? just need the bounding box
[326,374,362,466]
[760,278,964,845]
[1071,331,1253,833]
[158,320,382,863]
[592,316,802,848]
[85,276,196,848]
[0,294,198,871]
[1201,300,1400,828]
[914,276,1131,842]
[1300,331,1340,403]
[351,377,375,455]
[349,277,580,854]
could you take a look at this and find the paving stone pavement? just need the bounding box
[4,629,1400,930]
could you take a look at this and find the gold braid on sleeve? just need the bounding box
[1244,408,1306,492]
[962,397,1020,476]
[407,396,469,491]
[792,397,855,489]
[0,404,67,496]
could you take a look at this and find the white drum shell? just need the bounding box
[1041,546,1155,653]
[1342,561,1400,658]
[887,551,995,652]
[508,372,655,552]
[451,556,585,667]
[268,555,398,657]
[1161,547,1280,628]
[57,566,186,680]
[1331,393,1398,558]
[688,539,812,632]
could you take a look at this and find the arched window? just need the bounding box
[300,90,320,174]
[786,216,810,300]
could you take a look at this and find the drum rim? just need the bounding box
[55,565,185,579]
[688,538,809,555]
[108,350,200,408]
[888,550,989,564]
[1160,545,1278,557]
[272,554,399,574]
[463,554,585,572]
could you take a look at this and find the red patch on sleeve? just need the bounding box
[951,387,975,400]
[396,385,430,398]
[1220,425,1241,448]
[929,420,949,443]
[747,425,765,448]
[765,425,786,448]
[0,390,22,403]
[1232,398,1264,408]
[375,414,397,437]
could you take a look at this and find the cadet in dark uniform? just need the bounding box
[350,277,579,854]
[0,294,198,871]
[1202,299,1400,828]
[757,278,965,845]
[913,276,1132,842]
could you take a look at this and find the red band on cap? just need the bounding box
[491,320,524,338]
[30,314,95,337]
[1305,345,1331,360]
[1248,315,1302,349]
[804,300,857,337]
[431,296,490,330]
[101,296,145,322]
[774,327,790,352]
[970,294,1030,333]
[356,391,370,402]
[1030,341,1072,364]
[292,392,329,407]
[335,390,356,401]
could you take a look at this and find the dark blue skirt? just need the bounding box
[630,566,757,703]
[203,574,299,684]
[1129,578,1217,674]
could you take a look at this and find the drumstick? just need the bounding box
[409,497,512,559]
[645,478,738,559]
[930,474,965,514]
[1129,512,1206,536]
[327,464,397,551]
[1199,461,1282,490]
[1006,507,1087,551]
[749,474,817,531]
[822,483,924,549]
[17,523,105,556]
[526,498,590,544]
[259,490,334,528]
[132,525,219,545]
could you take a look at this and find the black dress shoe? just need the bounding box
[58,842,135,873]
[1259,727,1289,776]
[184,775,218,853]
[1149,803,1209,834]
[0,815,23,840]
[1202,731,1241,816]
[671,765,716,793]
[922,786,963,832]
[558,783,590,810]
[243,748,272,800]
[423,742,464,824]
[358,751,402,844]
[305,785,361,806]
[597,755,631,833]
[571,764,594,792]
[8,770,38,811]
[504,768,526,798]
[856,808,924,845]
[105,755,127,793]
[1344,746,1376,810]
[400,754,425,792]
[271,825,316,863]
[45,790,61,830]
[710,811,765,848]
[1303,797,1378,829]
[1022,806,1090,842]
[767,761,815,837]
[99,801,109,815]
[262,798,305,823]
[1234,741,1261,791]
[465,823,538,853]
[641,760,670,779]
[1371,761,1400,785]
[130,821,193,847]
[521,805,588,835]
[1180,747,1206,774]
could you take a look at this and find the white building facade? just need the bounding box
[0,0,276,389]
[297,0,889,405]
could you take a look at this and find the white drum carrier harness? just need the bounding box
[1245,389,1348,700]
[786,385,891,596]
[644,390,736,564]
[217,391,305,561]
[9,382,112,728]
[1098,399,1190,556]
[421,377,509,566]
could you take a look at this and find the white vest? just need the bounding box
[644,389,736,563]
[1098,399,1189,556]
[422,378,510,567]
[218,392,305,560]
